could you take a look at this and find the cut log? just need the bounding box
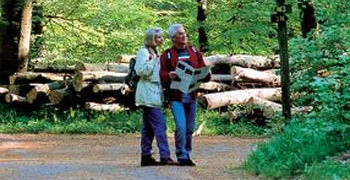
[48,87,72,105]
[115,55,134,63]
[246,96,313,117]
[93,83,130,95]
[5,93,28,103]
[210,74,233,83]
[33,64,75,74]
[26,82,65,104]
[0,87,9,94]
[198,88,281,109]
[9,72,68,85]
[8,84,41,96]
[85,102,123,112]
[204,55,280,69]
[75,62,129,73]
[73,71,127,92]
[198,81,231,92]
[231,66,281,87]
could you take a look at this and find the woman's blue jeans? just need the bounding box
[141,106,170,159]
[170,95,197,160]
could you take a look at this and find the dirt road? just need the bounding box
[0,134,263,180]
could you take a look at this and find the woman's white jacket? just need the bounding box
[134,47,164,107]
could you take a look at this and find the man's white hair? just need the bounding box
[168,24,184,38]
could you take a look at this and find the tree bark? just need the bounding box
[5,93,28,103]
[198,81,232,92]
[9,72,67,85]
[73,71,127,92]
[198,88,281,109]
[0,0,22,81]
[210,74,233,83]
[197,0,209,52]
[93,83,130,95]
[75,62,129,73]
[18,0,33,72]
[33,64,75,73]
[48,87,72,105]
[26,81,65,104]
[300,0,318,38]
[231,66,281,86]
[204,55,280,69]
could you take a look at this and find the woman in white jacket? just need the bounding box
[135,28,176,166]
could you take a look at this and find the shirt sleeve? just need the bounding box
[160,51,171,87]
[135,48,157,78]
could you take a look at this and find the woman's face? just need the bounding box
[153,34,164,47]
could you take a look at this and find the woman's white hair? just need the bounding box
[168,24,184,38]
[144,28,163,46]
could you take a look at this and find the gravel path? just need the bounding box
[0,134,264,180]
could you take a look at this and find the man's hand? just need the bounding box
[169,71,178,79]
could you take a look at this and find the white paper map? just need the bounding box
[170,61,211,93]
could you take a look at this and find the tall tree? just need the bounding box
[197,0,209,52]
[0,0,33,82]
[0,0,22,82]
[18,0,33,72]
[299,0,318,38]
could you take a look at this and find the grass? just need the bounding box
[0,103,266,136]
[302,160,350,180]
[243,118,350,179]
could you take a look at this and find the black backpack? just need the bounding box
[124,57,139,93]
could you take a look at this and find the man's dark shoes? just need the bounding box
[178,159,196,166]
[160,158,178,165]
[141,155,160,166]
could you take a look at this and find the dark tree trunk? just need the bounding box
[30,2,44,62]
[0,0,22,83]
[197,0,209,52]
[18,0,33,72]
[300,0,317,38]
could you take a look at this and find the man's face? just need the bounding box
[172,28,188,46]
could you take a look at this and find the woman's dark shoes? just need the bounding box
[141,155,160,166]
[178,159,196,166]
[160,158,178,165]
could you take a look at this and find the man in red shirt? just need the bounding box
[160,24,210,166]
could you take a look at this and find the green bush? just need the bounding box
[302,160,350,180]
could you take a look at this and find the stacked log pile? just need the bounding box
[0,55,311,118]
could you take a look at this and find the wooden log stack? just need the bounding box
[0,54,311,118]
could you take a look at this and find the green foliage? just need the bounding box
[244,0,350,178]
[302,160,350,180]
[244,119,350,178]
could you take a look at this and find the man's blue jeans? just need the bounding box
[170,94,197,160]
[141,106,170,159]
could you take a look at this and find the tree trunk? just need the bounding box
[85,102,123,112]
[198,88,281,109]
[0,0,22,82]
[197,0,209,52]
[204,55,280,69]
[8,84,39,96]
[231,66,281,86]
[300,0,318,38]
[18,0,33,72]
